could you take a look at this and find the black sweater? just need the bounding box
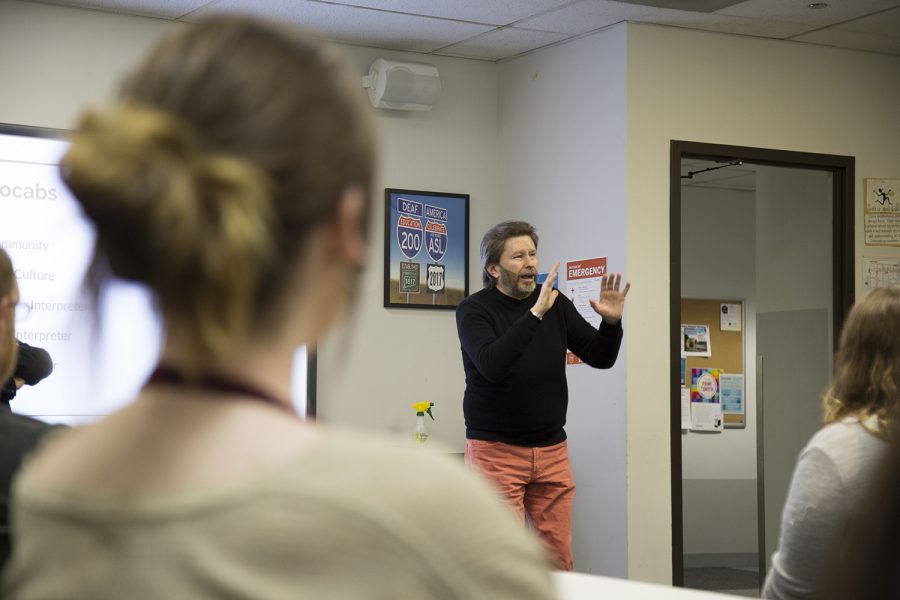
[0,412,60,571]
[456,286,623,447]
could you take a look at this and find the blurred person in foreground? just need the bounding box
[1,18,555,599]
[762,288,900,599]
[0,250,58,573]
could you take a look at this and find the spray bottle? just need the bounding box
[412,401,435,446]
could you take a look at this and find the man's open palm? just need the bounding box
[589,273,630,324]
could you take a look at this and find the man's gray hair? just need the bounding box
[480,221,538,289]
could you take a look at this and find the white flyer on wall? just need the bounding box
[864,178,900,246]
[720,303,741,331]
[863,256,900,290]
[719,373,744,415]
[563,257,607,366]
[564,257,608,328]
[691,402,723,432]
[681,387,691,430]
[681,324,711,357]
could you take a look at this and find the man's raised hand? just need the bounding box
[589,272,630,324]
[531,260,560,318]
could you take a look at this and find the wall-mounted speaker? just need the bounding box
[364,58,441,111]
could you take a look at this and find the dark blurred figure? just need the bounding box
[1,341,53,412]
[0,249,58,572]
[0,414,58,572]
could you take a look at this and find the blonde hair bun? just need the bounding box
[63,103,275,361]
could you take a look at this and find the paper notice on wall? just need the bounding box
[864,214,900,246]
[563,256,607,366]
[691,368,721,403]
[681,324,711,357]
[564,257,607,328]
[681,387,691,430]
[719,373,744,415]
[865,178,899,214]
[720,303,741,331]
[863,256,900,290]
[690,368,723,432]
[864,178,900,246]
[691,402,723,432]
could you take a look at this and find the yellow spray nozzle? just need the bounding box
[412,401,435,420]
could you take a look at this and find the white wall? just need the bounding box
[0,1,180,129]
[626,23,900,583]
[498,25,629,577]
[315,47,501,451]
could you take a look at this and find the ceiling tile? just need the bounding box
[834,6,900,36]
[28,0,210,19]
[320,0,576,26]
[517,0,650,34]
[613,0,744,11]
[519,0,813,37]
[186,0,495,52]
[793,27,900,55]
[716,0,900,27]
[435,27,570,60]
[20,0,900,59]
[645,9,814,37]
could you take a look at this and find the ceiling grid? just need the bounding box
[23,0,900,61]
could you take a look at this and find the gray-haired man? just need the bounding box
[455,221,629,570]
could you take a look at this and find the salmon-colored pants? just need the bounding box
[465,439,575,571]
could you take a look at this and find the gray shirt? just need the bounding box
[762,417,885,599]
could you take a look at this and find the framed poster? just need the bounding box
[384,188,469,309]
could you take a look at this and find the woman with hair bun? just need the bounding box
[762,287,900,599]
[2,17,555,599]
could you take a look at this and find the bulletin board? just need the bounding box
[681,298,745,428]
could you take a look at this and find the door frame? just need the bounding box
[669,140,855,585]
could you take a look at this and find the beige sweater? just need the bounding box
[2,433,556,599]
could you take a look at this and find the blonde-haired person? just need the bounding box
[2,17,555,600]
[762,287,900,599]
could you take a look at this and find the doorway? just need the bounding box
[669,141,854,592]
